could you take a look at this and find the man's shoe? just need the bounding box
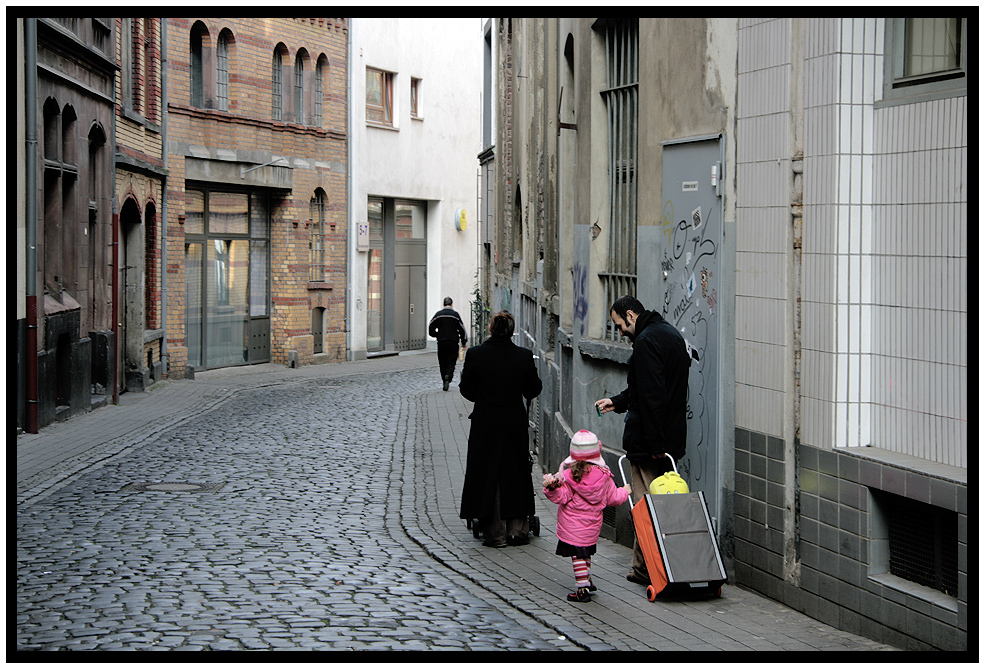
[506,534,529,546]
[482,540,506,548]
[626,571,650,586]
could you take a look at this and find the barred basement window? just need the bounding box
[871,488,959,597]
[595,18,638,341]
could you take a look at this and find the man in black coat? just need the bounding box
[428,297,468,391]
[595,295,692,585]
[459,311,542,547]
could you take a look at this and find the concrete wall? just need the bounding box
[348,18,482,359]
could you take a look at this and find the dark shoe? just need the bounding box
[482,540,506,548]
[566,587,592,603]
[443,380,450,391]
[626,571,650,586]
[588,581,598,592]
[506,534,529,546]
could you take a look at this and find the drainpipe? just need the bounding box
[159,17,168,376]
[345,19,352,360]
[111,126,119,404]
[25,18,39,433]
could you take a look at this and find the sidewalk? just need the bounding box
[15,354,899,652]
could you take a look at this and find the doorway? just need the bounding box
[366,197,428,353]
[660,136,725,527]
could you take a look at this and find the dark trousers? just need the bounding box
[437,340,459,381]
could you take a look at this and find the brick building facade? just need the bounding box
[115,18,167,392]
[164,18,348,376]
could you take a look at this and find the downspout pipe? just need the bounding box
[111,93,119,405]
[25,18,39,433]
[345,19,352,360]
[160,17,168,376]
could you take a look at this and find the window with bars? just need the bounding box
[310,190,325,282]
[871,488,959,598]
[314,58,325,126]
[294,53,305,125]
[217,31,229,111]
[596,18,638,341]
[272,48,284,121]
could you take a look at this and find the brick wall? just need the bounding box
[165,18,348,373]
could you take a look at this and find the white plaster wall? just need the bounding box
[348,18,483,355]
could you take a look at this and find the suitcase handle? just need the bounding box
[617,454,679,488]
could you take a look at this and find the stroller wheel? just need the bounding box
[472,519,481,539]
[530,516,541,537]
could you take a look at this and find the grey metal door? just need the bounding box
[660,136,724,529]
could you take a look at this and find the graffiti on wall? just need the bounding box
[573,261,589,337]
[660,199,719,489]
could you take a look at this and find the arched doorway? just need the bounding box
[119,197,145,393]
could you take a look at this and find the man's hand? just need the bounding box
[595,398,615,415]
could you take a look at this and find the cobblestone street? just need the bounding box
[16,356,900,654]
[17,366,575,651]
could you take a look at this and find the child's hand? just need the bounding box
[622,484,632,494]
[543,473,562,491]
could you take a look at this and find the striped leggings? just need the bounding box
[571,557,592,588]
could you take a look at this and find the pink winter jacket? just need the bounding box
[543,465,629,547]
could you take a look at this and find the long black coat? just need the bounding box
[458,335,543,520]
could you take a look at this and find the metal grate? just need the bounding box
[884,492,959,597]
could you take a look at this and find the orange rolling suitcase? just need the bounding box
[618,455,728,600]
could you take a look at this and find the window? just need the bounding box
[310,189,326,282]
[190,22,209,108]
[596,18,638,341]
[314,57,326,126]
[410,77,421,118]
[217,31,230,111]
[272,46,285,121]
[366,67,393,125]
[881,18,967,106]
[121,18,133,110]
[294,52,305,124]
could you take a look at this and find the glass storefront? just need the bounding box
[367,198,384,351]
[185,188,270,369]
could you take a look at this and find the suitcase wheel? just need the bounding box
[716,585,723,598]
[646,585,657,602]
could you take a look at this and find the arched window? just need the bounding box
[272,43,288,121]
[314,55,327,126]
[190,21,211,108]
[309,189,326,281]
[294,51,306,125]
[217,30,231,111]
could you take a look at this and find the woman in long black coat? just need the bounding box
[459,311,543,547]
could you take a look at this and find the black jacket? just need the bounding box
[458,335,542,520]
[428,307,468,345]
[610,310,691,462]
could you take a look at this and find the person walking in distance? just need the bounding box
[459,311,543,547]
[594,295,693,587]
[428,297,468,391]
[543,429,631,602]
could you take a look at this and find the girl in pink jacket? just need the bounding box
[543,429,631,602]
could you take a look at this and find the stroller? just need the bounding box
[466,449,542,542]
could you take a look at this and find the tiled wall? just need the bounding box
[735,426,967,650]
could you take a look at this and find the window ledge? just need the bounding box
[307,282,333,291]
[578,337,632,364]
[836,446,966,485]
[366,120,398,132]
[868,572,958,612]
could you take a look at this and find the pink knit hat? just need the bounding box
[561,429,608,469]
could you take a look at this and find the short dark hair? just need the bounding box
[610,295,645,320]
[443,296,453,306]
[489,310,515,338]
